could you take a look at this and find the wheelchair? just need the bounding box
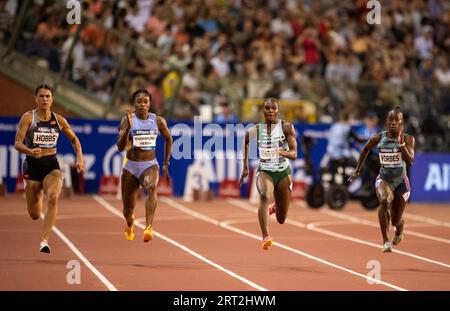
[303,136,379,210]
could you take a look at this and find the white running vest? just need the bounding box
[257,120,289,172]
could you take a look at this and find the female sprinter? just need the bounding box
[116,89,172,242]
[349,107,415,252]
[239,98,297,250]
[14,84,85,253]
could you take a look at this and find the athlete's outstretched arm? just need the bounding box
[157,116,172,178]
[14,112,43,157]
[279,121,297,160]
[57,115,85,173]
[117,113,132,152]
[239,125,257,185]
[398,127,415,166]
[348,133,380,182]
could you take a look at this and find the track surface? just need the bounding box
[1,194,449,291]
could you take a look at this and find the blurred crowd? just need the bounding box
[0,0,449,150]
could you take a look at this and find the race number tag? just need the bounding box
[259,147,278,160]
[33,132,59,145]
[379,151,402,167]
[133,132,157,148]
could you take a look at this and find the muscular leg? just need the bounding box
[391,192,407,237]
[41,170,62,242]
[140,165,159,228]
[273,175,292,225]
[24,179,44,220]
[121,169,140,227]
[256,172,274,239]
[376,180,394,244]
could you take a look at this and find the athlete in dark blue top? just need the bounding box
[14,84,84,253]
[349,107,415,252]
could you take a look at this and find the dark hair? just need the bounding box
[131,88,152,103]
[263,98,280,107]
[341,111,351,121]
[388,106,403,117]
[35,83,53,96]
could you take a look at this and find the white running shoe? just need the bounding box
[40,240,51,254]
[382,241,392,253]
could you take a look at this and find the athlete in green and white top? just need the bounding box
[349,107,415,253]
[240,98,297,250]
[257,118,290,172]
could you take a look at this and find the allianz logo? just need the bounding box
[70,124,93,135]
[424,163,450,191]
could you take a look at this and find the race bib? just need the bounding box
[133,134,157,148]
[259,147,278,160]
[33,132,58,146]
[379,151,402,167]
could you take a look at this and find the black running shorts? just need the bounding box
[23,155,60,182]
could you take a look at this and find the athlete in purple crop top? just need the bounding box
[117,89,172,242]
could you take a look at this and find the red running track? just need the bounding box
[0,194,449,291]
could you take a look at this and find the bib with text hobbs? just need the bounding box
[33,127,59,148]
[25,110,60,149]
[132,129,157,149]
[379,148,403,168]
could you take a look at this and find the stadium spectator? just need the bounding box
[2,0,449,148]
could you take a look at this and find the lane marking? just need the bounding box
[230,199,308,228]
[322,209,450,244]
[229,200,450,269]
[41,214,118,291]
[92,195,267,291]
[161,197,407,291]
[404,213,450,228]
[307,222,450,269]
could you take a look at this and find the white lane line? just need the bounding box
[161,197,407,291]
[92,195,267,291]
[230,199,307,228]
[322,209,450,244]
[221,218,262,226]
[229,200,450,269]
[57,214,115,220]
[42,215,118,291]
[306,222,450,269]
[404,213,450,228]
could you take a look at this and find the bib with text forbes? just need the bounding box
[379,148,403,168]
[33,127,59,148]
[132,129,157,149]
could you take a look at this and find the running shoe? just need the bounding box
[393,221,404,245]
[268,203,276,216]
[262,236,273,250]
[125,223,135,241]
[143,225,154,242]
[40,240,51,254]
[382,241,392,253]
[393,232,403,245]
